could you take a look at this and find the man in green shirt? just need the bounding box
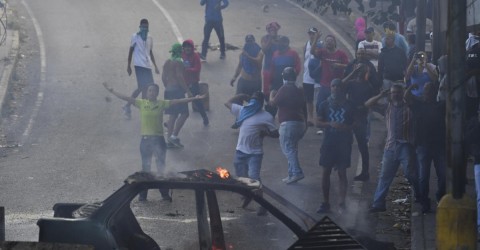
[103,82,205,201]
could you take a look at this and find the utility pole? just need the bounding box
[436,0,476,249]
[415,0,426,52]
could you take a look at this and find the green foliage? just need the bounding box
[295,0,401,25]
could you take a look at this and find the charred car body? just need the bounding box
[37,170,364,249]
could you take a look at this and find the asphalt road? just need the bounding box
[0,0,401,248]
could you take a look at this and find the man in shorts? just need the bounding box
[162,43,193,148]
[316,79,356,214]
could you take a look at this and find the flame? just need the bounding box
[216,167,230,179]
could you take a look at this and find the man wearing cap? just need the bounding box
[230,35,263,96]
[303,27,322,126]
[261,22,281,97]
[200,0,229,61]
[357,27,382,69]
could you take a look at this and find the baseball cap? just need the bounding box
[245,34,255,42]
[365,27,374,33]
[308,27,318,33]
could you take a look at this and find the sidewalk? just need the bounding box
[296,3,479,250]
[0,24,19,116]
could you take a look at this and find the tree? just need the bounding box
[296,0,402,25]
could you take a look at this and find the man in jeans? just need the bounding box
[365,84,420,213]
[103,83,205,201]
[269,67,307,184]
[405,82,446,213]
[200,0,229,61]
[182,39,209,126]
[225,92,278,215]
[125,18,160,120]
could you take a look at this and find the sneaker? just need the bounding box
[284,174,305,184]
[316,130,323,135]
[168,137,184,148]
[166,142,177,149]
[368,206,386,213]
[281,176,291,182]
[257,207,268,216]
[122,105,131,120]
[202,116,209,126]
[338,203,347,214]
[200,55,206,62]
[162,194,173,202]
[353,173,370,181]
[316,203,331,213]
[220,53,226,60]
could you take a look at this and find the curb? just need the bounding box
[0,29,19,116]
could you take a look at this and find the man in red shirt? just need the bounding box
[311,34,349,106]
[182,39,209,126]
[266,36,301,117]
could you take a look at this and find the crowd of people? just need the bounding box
[102,2,480,223]
[228,19,479,218]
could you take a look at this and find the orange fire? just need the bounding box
[216,167,230,179]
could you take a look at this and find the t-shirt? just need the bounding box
[409,63,436,97]
[346,80,374,119]
[270,49,302,91]
[357,40,383,68]
[135,99,170,136]
[303,41,316,84]
[411,99,446,147]
[231,104,277,154]
[317,100,355,145]
[130,34,153,69]
[273,84,306,123]
[314,48,349,88]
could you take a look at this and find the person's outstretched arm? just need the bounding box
[103,82,135,104]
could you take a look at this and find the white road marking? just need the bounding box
[285,0,356,57]
[137,216,238,223]
[5,211,52,225]
[151,0,184,43]
[20,0,46,145]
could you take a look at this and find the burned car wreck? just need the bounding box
[37,170,365,249]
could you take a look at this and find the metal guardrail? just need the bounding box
[289,216,366,250]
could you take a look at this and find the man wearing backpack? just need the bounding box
[303,27,321,126]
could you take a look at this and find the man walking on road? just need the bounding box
[182,39,209,126]
[102,82,205,201]
[163,43,193,148]
[125,18,160,120]
[269,67,307,184]
[225,92,278,215]
[200,0,229,61]
[261,22,281,97]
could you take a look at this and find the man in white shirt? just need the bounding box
[303,27,321,126]
[357,27,382,68]
[225,92,278,215]
[124,18,160,119]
